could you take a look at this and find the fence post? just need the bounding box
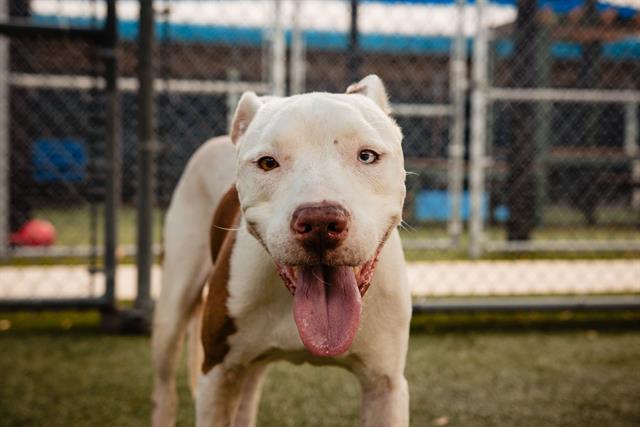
[0,0,8,260]
[469,0,488,259]
[448,0,467,247]
[290,0,305,95]
[270,0,285,96]
[625,102,640,210]
[134,0,156,323]
[505,0,542,239]
[226,68,240,131]
[348,0,360,84]
[102,0,120,310]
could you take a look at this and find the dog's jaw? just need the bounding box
[274,244,382,298]
[273,242,384,357]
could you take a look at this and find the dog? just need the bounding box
[151,75,411,427]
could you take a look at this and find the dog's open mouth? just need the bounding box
[275,250,381,357]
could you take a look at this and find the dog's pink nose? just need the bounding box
[291,202,350,252]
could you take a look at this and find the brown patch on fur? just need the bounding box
[209,186,240,264]
[202,185,240,374]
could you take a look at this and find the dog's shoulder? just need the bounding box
[201,184,240,374]
[209,185,240,264]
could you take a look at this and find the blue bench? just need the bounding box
[415,190,509,222]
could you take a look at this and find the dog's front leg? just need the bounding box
[358,373,409,427]
[232,364,269,427]
[196,364,248,427]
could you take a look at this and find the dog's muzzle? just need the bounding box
[272,203,384,358]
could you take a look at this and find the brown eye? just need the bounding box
[358,149,379,164]
[257,156,279,171]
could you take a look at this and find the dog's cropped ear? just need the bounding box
[346,74,391,114]
[230,91,262,144]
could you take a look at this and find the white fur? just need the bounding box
[151,75,411,427]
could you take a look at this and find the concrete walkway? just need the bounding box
[1,259,638,300]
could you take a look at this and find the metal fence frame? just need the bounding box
[426,0,640,312]
[0,0,120,313]
[469,0,640,257]
[372,0,469,252]
[0,0,638,315]
[0,0,8,261]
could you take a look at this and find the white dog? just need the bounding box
[151,75,411,427]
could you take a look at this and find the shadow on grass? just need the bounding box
[2,309,640,337]
[410,310,640,334]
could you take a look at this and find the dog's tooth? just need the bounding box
[286,282,296,295]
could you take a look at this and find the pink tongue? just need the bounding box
[293,265,362,356]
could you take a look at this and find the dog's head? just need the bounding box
[232,75,405,356]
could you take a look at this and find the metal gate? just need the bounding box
[1,0,638,315]
[0,0,119,313]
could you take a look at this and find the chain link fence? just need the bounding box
[456,0,640,308]
[0,0,639,311]
[471,0,640,255]
[0,0,119,308]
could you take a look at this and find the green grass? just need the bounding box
[1,312,640,426]
[35,206,639,249]
[33,206,165,247]
[0,206,633,265]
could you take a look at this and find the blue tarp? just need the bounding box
[31,0,640,58]
[367,0,638,18]
[32,15,640,60]
[32,139,87,183]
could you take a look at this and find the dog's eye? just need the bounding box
[358,150,379,164]
[257,156,279,171]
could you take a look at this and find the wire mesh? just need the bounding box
[1,0,639,306]
[0,27,110,299]
[483,0,640,251]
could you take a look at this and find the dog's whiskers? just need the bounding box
[213,224,243,231]
[399,220,415,232]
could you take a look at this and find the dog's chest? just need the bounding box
[222,230,305,354]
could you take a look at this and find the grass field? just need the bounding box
[0,206,631,265]
[33,206,165,247]
[1,312,639,426]
[33,206,640,247]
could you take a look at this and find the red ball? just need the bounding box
[11,219,57,246]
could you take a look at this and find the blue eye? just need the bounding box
[358,150,379,164]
